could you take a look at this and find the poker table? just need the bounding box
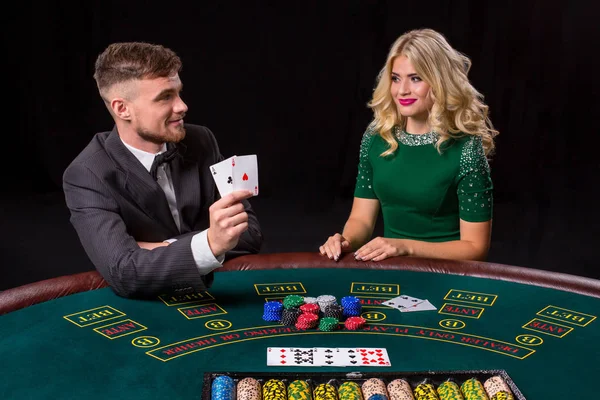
[1,252,599,399]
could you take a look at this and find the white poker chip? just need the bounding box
[317,295,337,307]
[303,297,318,304]
[317,295,336,301]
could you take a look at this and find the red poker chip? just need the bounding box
[300,303,320,314]
[344,316,366,330]
[295,321,315,330]
[296,313,319,329]
[298,313,318,322]
[346,316,365,324]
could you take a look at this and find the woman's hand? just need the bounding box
[319,233,351,261]
[354,237,410,261]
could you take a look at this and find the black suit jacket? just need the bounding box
[63,124,263,298]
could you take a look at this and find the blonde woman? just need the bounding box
[319,28,498,262]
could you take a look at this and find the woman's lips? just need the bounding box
[399,99,417,106]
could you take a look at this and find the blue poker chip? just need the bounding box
[341,296,362,317]
[263,312,282,321]
[263,301,284,321]
[368,394,388,400]
[264,301,284,311]
[341,296,360,306]
[212,375,235,400]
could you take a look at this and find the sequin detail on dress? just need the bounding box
[356,127,377,191]
[458,135,492,214]
[393,126,439,146]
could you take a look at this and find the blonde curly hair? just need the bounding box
[367,28,498,156]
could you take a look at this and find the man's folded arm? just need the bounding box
[63,164,212,298]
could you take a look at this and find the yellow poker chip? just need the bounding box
[314,383,338,400]
[414,383,439,400]
[288,380,312,400]
[437,380,463,400]
[490,392,514,400]
[263,379,286,400]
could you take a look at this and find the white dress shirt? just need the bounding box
[121,140,224,275]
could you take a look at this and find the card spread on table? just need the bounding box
[209,154,259,197]
[267,347,314,366]
[382,294,437,312]
[267,347,390,367]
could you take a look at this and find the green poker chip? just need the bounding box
[318,317,339,332]
[283,295,305,309]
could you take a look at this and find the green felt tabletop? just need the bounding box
[1,268,598,399]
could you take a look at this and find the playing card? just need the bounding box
[266,347,315,366]
[355,347,391,366]
[382,295,425,310]
[232,155,259,196]
[313,347,351,366]
[209,156,235,197]
[290,347,315,366]
[266,347,293,366]
[400,299,437,312]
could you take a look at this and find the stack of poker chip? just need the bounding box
[437,380,464,399]
[300,303,320,315]
[344,316,366,330]
[460,378,488,400]
[413,381,438,400]
[295,312,319,330]
[362,378,389,400]
[303,296,319,305]
[318,316,339,331]
[314,383,338,400]
[263,379,287,400]
[483,376,513,400]
[341,296,362,317]
[283,295,305,309]
[211,375,235,400]
[317,295,337,313]
[323,303,344,320]
[387,379,414,400]
[280,307,302,326]
[338,381,364,400]
[288,380,313,400]
[263,301,284,322]
[237,377,262,400]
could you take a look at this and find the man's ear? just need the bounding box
[111,98,131,120]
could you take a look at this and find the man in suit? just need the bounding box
[63,42,262,299]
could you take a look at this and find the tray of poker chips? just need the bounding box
[203,370,525,400]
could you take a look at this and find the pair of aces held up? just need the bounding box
[210,155,259,197]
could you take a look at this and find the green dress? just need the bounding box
[353,126,493,242]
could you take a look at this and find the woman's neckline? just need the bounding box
[393,126,439,146]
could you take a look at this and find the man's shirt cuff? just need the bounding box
[191,229,225,275]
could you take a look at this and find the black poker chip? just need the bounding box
[323,304,344,320]
[280,308,302,326]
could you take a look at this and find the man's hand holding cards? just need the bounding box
[210,155,259,197]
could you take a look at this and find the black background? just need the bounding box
[2,1,599,290]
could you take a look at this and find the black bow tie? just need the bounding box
[149,144,179,181]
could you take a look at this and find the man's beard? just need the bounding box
[137,124,186,145]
